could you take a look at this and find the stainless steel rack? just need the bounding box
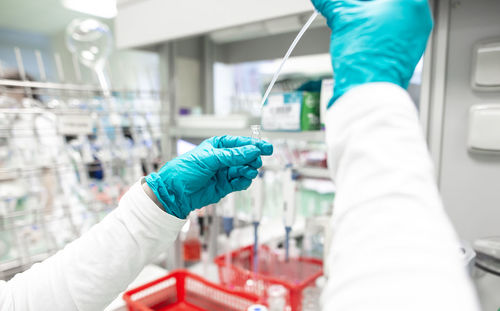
[0,79,164,97]
[0,77,166,278]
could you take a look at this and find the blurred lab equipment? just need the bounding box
[0,43,163,279]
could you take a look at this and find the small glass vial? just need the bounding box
[251,124,262,140]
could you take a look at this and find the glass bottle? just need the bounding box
[182,215,202,263]
[251,124,262,140]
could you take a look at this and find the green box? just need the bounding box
[262,91,320,131]
[300,92,320,131]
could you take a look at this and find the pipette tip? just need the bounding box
[253,221,259,273]
[285,226,292,262]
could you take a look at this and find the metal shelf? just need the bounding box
[263,165,330,179]
[0,79,99,92]
[0,252,52,274]
[0,108,164,116]
[0,79,163,96]
[169,127,325,142]
[296,167,330,179]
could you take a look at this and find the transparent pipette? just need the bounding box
[260,10,319,109]
[283,166,298,262]
[250,125,264,274]
[222,195,235,281]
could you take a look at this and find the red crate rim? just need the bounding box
[123,269,260,308]
[214,245,323,291]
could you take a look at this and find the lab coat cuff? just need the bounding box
[335,82,408,106]
[325,82,416,179]
[124,179,187,232]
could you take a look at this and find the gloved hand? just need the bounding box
[145,135,273,219]
[311,0,433,106]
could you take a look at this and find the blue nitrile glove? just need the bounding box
[145,136,273,219]
[311,0,433,107]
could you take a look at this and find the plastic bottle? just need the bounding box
[267,284,287,311]
[301,276,326,311]
[182,215,202,262]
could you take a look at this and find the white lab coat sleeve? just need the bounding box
[322,83,480,311]
[0,178,186,311]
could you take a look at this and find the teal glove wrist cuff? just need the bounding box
[145,173,189,219]
[312,0,433,109]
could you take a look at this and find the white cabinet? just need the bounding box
[115,0,314,49]
[468,104,500,152]
[472,40,500,90]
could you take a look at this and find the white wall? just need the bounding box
[0,28,56,80]
[174,37,203,109]
[439,0,500,241]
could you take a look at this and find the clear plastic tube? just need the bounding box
[260,10,320,109]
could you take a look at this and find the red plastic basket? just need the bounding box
[123,270,261,311]
[214,245,323,311]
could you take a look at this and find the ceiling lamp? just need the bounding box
[62,0,117,19]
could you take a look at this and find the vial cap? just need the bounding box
[247,305,268,311]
